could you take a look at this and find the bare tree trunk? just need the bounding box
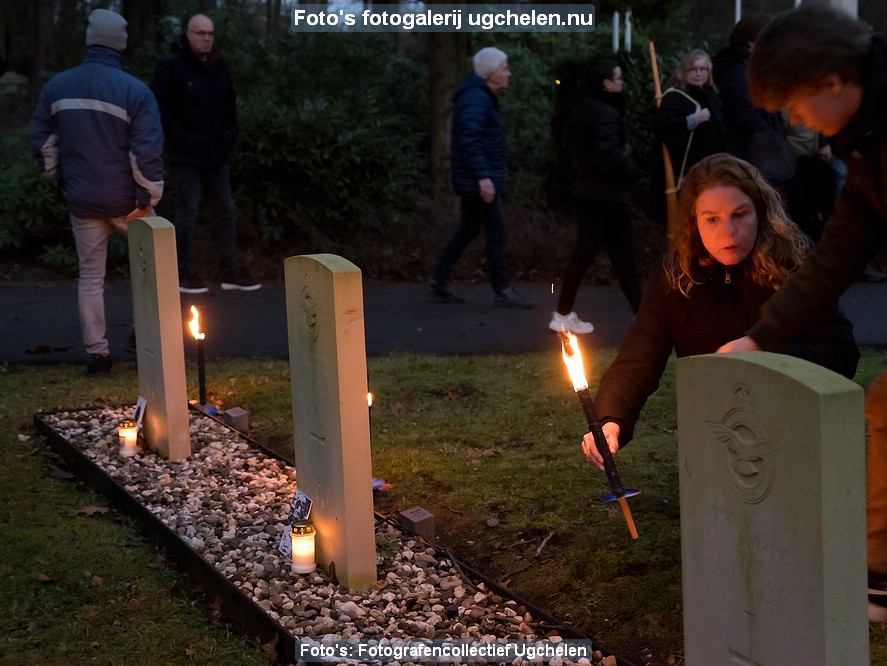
[428,31,467,199]
[30,0,53,89]
[123,0,165,51]
[266,0,283,37]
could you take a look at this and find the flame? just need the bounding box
[561,330,589,392]
[367,392,374,408]
[188,305,205,341]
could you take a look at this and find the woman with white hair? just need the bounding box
[428,47,534,308]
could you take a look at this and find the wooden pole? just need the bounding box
[649,41,679,245]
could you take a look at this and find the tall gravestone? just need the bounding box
[677,352,867,665]
[128,217,191,461]
[284,254,376,590]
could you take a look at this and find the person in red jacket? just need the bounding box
[716,4,887,622]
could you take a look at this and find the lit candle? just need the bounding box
[188,305,207,406]
[290,520,317,574]
[560,331,640,539]
[118,419,138,457]
[367,391,374,434]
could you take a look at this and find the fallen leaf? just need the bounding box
[90,641,100,649]
[259,635,278,661]
[36,573,55,584]
[91,576,103,586]
[70,506,109,517]
[486,518,500,528]
[47,465,74,480]
[124,598,141,612]
[185,646,196,658]
[17,433,31,442]
[146,554,167,569]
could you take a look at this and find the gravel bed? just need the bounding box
[39,406,617,666]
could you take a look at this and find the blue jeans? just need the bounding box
[172,163,239,278]
[432,195,509,293]
[71,214,128,355]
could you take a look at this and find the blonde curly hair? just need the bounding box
[665,153,811,297]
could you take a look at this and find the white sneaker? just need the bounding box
[549,311,594,334]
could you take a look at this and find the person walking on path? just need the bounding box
[151,13,259,295]
[30,8,164,376]
[715,4,887,622]
[549,59,642,335]
[428,47,534,308]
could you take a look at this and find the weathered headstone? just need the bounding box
[678,352,867,665]
[284,254,376,590]
[128,217,190,461]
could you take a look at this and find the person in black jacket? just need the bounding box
[583,153,858,466]
[428,47,534,308]
[713,15,795,191]
[549,59,642,335]
[716,5,887,621]
[655,49,728,186]
[151,14,259,294]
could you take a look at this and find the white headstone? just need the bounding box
[285,254,376,590]
[128,217,191,461]
[678,352,867,665]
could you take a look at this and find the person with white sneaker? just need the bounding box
[549,59,642,335]
[582,154,857,476]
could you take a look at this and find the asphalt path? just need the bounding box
[2,279,886,365]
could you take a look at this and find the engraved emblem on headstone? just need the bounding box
[707,382,776,505]
[300,282,319,343]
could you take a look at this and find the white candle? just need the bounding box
[291,520,316,574]
[118,419,138,457]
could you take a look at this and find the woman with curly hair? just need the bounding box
[581,153,858,469]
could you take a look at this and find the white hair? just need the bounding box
[473,47,508,77]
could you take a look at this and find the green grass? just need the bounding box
[3,350,887,665]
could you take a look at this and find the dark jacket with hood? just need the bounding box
[597,263,859,446]
[566,90,640,202]
[150,34,238,168]
[450,73,506,197]
[713,45,794,184]
[749,34,887,352]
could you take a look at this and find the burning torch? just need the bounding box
[187,305,207,406]
[560,331,640,539]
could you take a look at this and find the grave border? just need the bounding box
[33,406,635,666]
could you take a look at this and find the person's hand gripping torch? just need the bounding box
[560,331,640,539]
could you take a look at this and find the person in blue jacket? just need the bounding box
[428,47,534,308]
[30,9,164,376]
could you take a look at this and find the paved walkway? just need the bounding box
[2,279,886,364]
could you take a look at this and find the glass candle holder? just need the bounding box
[118,419,138,458]
[290,519,316,574]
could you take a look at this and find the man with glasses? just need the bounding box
[151,14,260,294]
